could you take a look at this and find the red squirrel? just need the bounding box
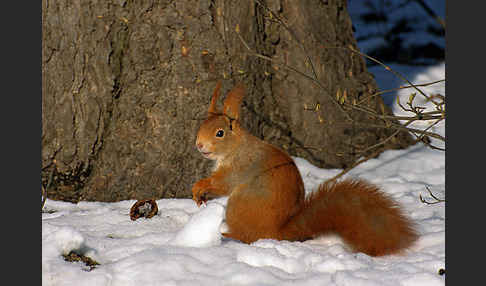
[192,82,418,256]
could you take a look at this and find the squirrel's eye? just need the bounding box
[216,130,224,138]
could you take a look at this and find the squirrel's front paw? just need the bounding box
[192,180,210,207]
[193,190,208,207]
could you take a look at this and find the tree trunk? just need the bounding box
[42,0,414,202]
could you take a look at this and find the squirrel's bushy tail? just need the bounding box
[279,179,418,256]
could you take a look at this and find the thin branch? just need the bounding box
[240,28,446,143]
[405,118,445,151]
[358,79,445,105]
[419,186,445,205]
[344,101,444,121]
[237,34,316,87]
[321,45,435,104]
[415,118,443,141]
[337,121,445,142]
[249,0,354,122]
[235,32,353,121]
[253,0,320,82]
[384,123,444,141]
[420,142,445,152]
[412,0,446,30]
[325,147,384,184]
[356,119,414,155]
[239,1,446,153]
[244,38,446,145]
[345,45,432,102]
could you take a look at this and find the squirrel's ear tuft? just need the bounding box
[223,83,245,120]
[208,81,222,115]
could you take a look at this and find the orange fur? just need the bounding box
[279,179,418,256]
[192,82,418,256]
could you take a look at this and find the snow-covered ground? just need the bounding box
[42,61,445,285]
[43,2,445,285]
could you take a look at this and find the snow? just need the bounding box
[170,199,225,247]
[42,99,445,285]
[43,2,445,285]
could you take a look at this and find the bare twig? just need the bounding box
[412,0,446,30]
[237,34,315,85]
[356,119,414,155]
[344,101,444,121]
[405,118,445,151]
[335,120,444,142]
[326,147,384,184]
[253,0,320,82]
[358,79,445,105]
[246,0,354,122]
[419,186,445,205]
[343,45,432,102]
[238,0,446,153]
[325,45,446,118]
[419,142,445,152]
[236,32,353,122]
[414,118,443,142]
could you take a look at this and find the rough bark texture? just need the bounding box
[42,0,414,202]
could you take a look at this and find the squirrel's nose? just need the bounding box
[196,142,203,150]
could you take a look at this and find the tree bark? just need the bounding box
[42,0,414,202]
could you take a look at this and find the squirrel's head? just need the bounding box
[196,81,245,161]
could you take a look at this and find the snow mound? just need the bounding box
[170,198,226,247]
[43,224,85,259]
